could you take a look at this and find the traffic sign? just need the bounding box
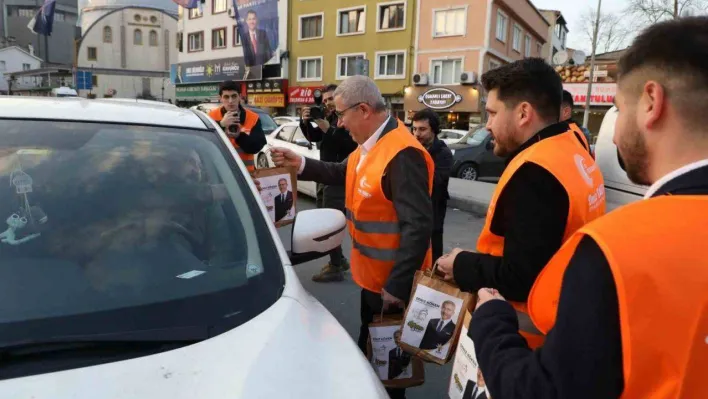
[76,70,93,90]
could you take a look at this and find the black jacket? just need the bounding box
[427,137,453,231]
[300,114,357,163]
[388,347,412,380]
[274,191,294,222]
[470,163,708,399]
[419,318,456,350]
[242,28,273,67]
[298,116,433,300]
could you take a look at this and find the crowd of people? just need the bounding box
[211,16,707,399]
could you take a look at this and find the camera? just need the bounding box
[220,106,241,135]
[308,89,325,120]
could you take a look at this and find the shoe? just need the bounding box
[312,263,345,283]
[338,257,351,272]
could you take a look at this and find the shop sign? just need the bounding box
[563,83,616,106]
[249,93,285,107]
[247,80,283,93]
[176,84,219,98]
[417,88,462,110]
[288,86,322,104]
[170,58,262,85]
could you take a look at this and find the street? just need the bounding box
[278,196,486,399]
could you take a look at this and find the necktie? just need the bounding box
[251,32,257,54]
[437,320,443,332]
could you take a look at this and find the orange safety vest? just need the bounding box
[477,129,606,348]
[528,196,708,398]
[209,107,259,172]
[345,119,435,294]
[568,121,592,155]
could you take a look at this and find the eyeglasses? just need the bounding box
[334,102,363,119]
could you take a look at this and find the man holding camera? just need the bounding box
[208,80,267,173]
[299,84,358,283]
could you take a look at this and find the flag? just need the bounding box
[172,0,200,9]
[27,0,56,36]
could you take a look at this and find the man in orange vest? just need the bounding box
[271,75,434,399]
[561,89,593,156]
[436,58,606,349]
[471,17,708,398]
[207,80,266,172]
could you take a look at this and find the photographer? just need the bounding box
[300,84,358,283]
[207,80,266,173]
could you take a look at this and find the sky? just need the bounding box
[531,0,630,53]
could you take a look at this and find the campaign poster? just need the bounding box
[401,284,464,360]
[370,325,413,381]
[252,167,297,228]
[449,312,490,399]
[233,0,279,67]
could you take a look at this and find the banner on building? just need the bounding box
[176,84,220,98]
[233,0,279,67]
[563,83,616,107]
[249,93,285,107]
[170,58,262,85]
[288,86,322,104]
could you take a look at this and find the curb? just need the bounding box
[447,178,496,217]
[447,196,489,217]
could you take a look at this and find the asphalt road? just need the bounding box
[277,196,486,399]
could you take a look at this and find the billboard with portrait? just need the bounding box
[233,0,279,67]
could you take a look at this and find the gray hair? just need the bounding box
[333,75,387,112]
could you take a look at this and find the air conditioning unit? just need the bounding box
[228,7,236,17]
[460,71,477,85]
[412,73,428,86]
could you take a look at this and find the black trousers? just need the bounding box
[316,183,346,266]
[358,289,407,399]
[432,229,444,263]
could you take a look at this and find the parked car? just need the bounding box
[594,106,647,205]
[438,129,467,145]
[449,128,506,181]
[258,122,318,198]
[0,96,388,399]
[190,102,219,114]
[274,116,299,126]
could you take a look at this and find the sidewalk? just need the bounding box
[448,178,625,216]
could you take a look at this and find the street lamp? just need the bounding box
[583,0,602,128]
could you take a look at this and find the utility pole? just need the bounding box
[674,0,679,18]
[583,0,602,128]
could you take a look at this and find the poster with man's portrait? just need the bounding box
[448,311,491,399]
[367,317,425,389]
[252,167,297,227]
[401,284,464,361]
[233,0,279,67]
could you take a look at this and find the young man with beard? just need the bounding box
[470,17,708,398]
[436,58,606,349]
[411,109,453,262]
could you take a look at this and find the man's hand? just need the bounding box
[301,107,311,120]
[253,178,262,192]
[435,247,464,281]
[476,288,505,311]
[270,147,303,170]
[220,111,240,130]
[314,118,330,132]
[381,289,404,311]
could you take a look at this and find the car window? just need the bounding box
[276,126,295,141]
[0,119,284,378]
[254,111,278,133]
[291,127,308,143]
[463,129,489,145]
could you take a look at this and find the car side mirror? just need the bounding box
[294,138,312,149]
[486,140,495,150]
[288,209,346,266]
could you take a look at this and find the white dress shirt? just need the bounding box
[643,159,708,199]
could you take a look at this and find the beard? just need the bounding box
[617,125,651,186]
[491,117,521,157]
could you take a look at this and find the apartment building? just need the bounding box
[539,9,568,64]
[405,0,549,129]
[288,0,414,118]
[174,0,288,109]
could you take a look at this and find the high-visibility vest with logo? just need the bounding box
[209,107,259,172]
[568,122,592,154]
[528,196,708,398]
[477,129,606,348]
[345,120,435,294]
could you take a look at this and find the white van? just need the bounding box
[51,87,78,97]
[595,106,648,207]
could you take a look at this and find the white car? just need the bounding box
[0,96,387,399]
[190,102,220,114]
[274,116,299,126]
[258,122,319,198]
[594,106,647,206]
[438,129,467,145]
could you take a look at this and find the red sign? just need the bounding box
[563,83,616,106]
[288,86,322,104]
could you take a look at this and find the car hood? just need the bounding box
[0,267,388,399]
[448,142,480,150]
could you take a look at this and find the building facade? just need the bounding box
[76,6,177,100]
[0,45,42,93]
[174,0,288,110]
[539,9,568,64]
[0,0,78,66]
[288,0,414,118]
[406,0,548,129]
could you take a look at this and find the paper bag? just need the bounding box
[251,166,297,228]
[367,316,425,389]
[448,311,492,399]
[399,267,476,365]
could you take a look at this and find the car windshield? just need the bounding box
[0,119,283,374]
[462,128,489,145]
[256,112,278,133]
